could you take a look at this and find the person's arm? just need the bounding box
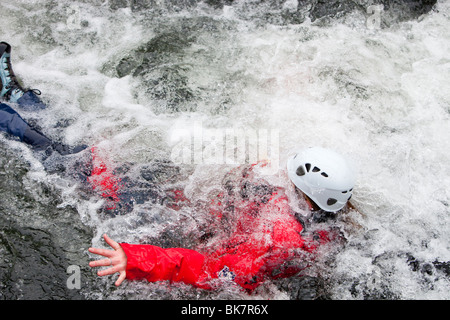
[89,234,206,287]
[120,243,206,285]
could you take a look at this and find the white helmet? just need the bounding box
[287,147,355,212]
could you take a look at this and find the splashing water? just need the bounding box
[0,0,448,300]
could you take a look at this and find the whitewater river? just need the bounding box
[0,0,448,300]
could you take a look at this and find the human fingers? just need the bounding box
[97,265,120,277]
[103,234,121,250]
[115,271,127,287]
[88,247,114,258]
[89,258,113,268]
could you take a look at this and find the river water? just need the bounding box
[0,0,448,300]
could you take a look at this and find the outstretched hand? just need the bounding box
[89,234,127,286]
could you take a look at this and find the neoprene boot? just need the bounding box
[0,42,87,155]
[0,42,46,109]
[0,41,26,102]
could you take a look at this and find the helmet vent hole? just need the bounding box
[327,198,337,206]
[296,166,306,176]
[321,172,328,177]
[305,163,311,172]
[312,166,320,172]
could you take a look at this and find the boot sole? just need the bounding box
[0,42,11,96]
[0,42,15,99]
[0,43,6,95]
[0,42,11,57]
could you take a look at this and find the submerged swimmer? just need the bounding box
[89,147,357,293]
[0,42,359,296]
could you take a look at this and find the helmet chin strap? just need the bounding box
[295,187,320,211]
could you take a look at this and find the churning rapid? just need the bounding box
[0,0,448,300]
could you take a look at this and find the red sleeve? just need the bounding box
[120,243,206,286]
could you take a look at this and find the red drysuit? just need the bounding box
[106,163,338,291]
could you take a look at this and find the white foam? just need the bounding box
[4,0,448,299]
